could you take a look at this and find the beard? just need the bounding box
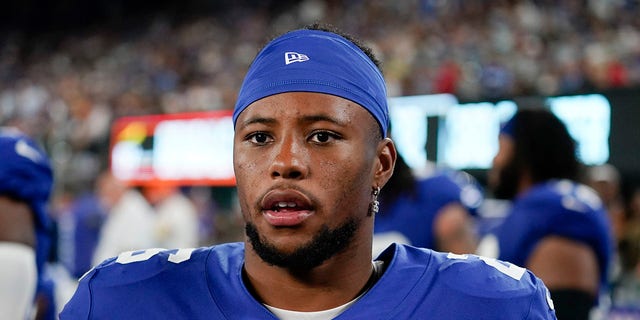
[491,161,520,200]
[245,217,359,271]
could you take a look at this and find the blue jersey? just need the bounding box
[489,180,612,289]
[61,243,556,319]
[374,172,482,250]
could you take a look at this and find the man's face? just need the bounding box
[488,135,519,200]
[233,92,383,269]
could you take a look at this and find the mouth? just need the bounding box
[261,190,314,227]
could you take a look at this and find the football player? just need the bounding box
[62,24,556,319]
[0,128,55,319]
[479,108,612,319]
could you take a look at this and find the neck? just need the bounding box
[517,171,534,196]
[243,240,374,312]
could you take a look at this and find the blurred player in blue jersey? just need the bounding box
[61,24,556,319]
[478,108,612,319]
[374,154,482,255]
[0,128,55,319]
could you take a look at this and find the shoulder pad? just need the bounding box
[85,247,210,286]
[435,252,541,299]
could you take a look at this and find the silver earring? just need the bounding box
[368,187,380,216]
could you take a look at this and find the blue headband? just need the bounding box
[233,29,389,137]
[0,128,53,228]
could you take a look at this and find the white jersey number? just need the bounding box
[447,252,526,280]
[115,248,195,264]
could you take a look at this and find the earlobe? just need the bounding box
[368,187,381,217]
[374,138,397,188]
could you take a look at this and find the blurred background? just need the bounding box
[1,0,639,317]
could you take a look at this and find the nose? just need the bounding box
[269,137,308,180]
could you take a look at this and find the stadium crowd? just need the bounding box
[1,0,640,318]
[1,0,639,193]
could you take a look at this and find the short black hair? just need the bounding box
[510,108,580,183]
[304,23,382,70]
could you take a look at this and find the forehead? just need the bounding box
[236,92,373,126]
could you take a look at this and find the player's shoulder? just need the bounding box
[522,179,603,214]
[417,171,460,193]
[417,169,483,212]
[390,245,551,301]
[395,245,546,298]
[84,247,210,286]
[83,242,244,286]
[428,249,548,299]
[371,245,556,319]
[393,245,535,290]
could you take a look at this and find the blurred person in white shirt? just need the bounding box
[143,185,200,249]
[91,171,157,266]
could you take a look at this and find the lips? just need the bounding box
[260,189,314,227]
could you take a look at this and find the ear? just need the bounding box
[373,138,397,189]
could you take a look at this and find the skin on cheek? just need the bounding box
[234,151,259,219]
[318,156,373,220]
[234,150,260,182]
[317,160,341,190]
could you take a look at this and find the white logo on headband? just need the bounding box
[285,52,309,65]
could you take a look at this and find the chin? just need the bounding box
[245,218,359,270]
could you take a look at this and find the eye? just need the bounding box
[309,131,339,144]
[247,132,273,145]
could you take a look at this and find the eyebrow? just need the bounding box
[239,117,276,128]
[299,114,348,127]
[239,114,348,128]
